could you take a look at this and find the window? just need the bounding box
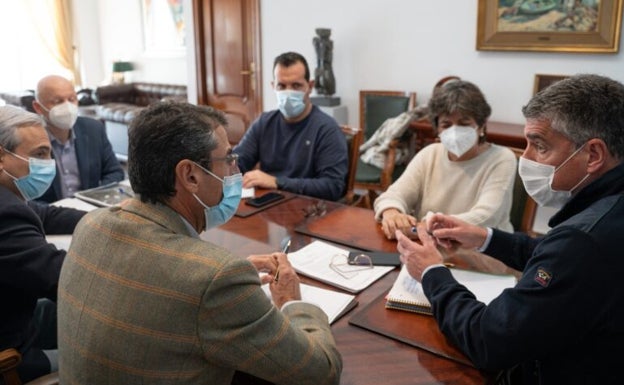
[0,2,72,91]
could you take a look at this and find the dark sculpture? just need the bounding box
[313,28,336,96]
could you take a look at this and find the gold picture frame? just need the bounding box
[477,0,623,53]
[533,74,569,95]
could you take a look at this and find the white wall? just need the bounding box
[260,0,624,126]
[76,0,188,86]
[78,0,624,122]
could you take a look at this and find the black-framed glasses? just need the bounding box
[212,153,239,166]
[329,254,373,279]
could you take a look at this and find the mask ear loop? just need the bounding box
[553,142,589,193]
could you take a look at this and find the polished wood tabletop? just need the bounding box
[201,195,502,385]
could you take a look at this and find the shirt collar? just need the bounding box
[178,213,200,238]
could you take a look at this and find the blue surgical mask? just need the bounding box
[3,150,56,200]
[192,162,243,230]
[275,90,306,119]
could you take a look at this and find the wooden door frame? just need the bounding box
[191,0,262,122]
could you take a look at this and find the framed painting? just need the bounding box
[142,0,185,55]
[477,0,623,53]
[533,74,569,94]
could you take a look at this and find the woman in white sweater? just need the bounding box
[374,79,516,238]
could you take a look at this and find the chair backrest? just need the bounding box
[359,91,416,141]
[509,147,537,233]
[223,111,248,145]
[340,125,364,204]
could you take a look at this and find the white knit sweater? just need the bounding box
[374,142,517,232]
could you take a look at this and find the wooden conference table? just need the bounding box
[201,193,515,385]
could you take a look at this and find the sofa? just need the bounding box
[0,90,36,112]
[95,82,187,124]
[93,82,187,161]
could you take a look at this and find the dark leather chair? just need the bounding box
[223,111,248,146]
[354,90,416,208]
[0,349,59,385]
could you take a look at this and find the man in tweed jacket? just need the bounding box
[57,102,342,385]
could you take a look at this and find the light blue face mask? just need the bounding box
[192,162,243,230]
[275,90,306,119]
[3,150,56,201]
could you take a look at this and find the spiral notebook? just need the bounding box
[386,265,516,315]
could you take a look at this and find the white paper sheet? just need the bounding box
[287,240,395,293]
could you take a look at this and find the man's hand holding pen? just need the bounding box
[246,238,301,308]
[269,253,301,308]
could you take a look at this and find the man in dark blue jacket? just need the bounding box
[0,106,85,382]
[396,74,624,384]
[32,75,124,203]
[233,52,347,201]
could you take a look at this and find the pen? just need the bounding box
[274,238,291,283]
[281,239,291,254]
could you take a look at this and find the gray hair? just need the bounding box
[428,80,492,143]
[523,74,624,160]
[0,106,45,151]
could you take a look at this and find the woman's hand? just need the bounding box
[381,208,418,239]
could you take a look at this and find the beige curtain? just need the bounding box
[26,0,82,85]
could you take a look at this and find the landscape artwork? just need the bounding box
[496,0,600,32]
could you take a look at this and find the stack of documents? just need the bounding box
[287,240,395,293]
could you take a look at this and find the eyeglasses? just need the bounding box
[329,254,373,279]
[212,153,239,166]
[303,201,327,217]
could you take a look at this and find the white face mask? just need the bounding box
[518,144,590,209]
[439,125,478,158]
[39,101,78,130]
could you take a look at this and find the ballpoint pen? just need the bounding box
[274,238,291,283]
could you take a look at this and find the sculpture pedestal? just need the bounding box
[318,105,348,125]
[311,95,341,107]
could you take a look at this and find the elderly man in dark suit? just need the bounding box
[0,106,86,382]
[58,102,342,385]
[32,75,124,203]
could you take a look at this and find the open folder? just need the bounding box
[287,240,395,293]
[262,283,357,324]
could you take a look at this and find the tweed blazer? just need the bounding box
[38,116,125,203]
[58,198,342,385]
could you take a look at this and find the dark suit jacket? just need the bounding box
[0,185,85,381]
[38,117,125,203]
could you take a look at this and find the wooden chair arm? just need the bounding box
[0,348,22,385]
[379,138,401,188]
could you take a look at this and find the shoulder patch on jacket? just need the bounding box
[534,267,552,287]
